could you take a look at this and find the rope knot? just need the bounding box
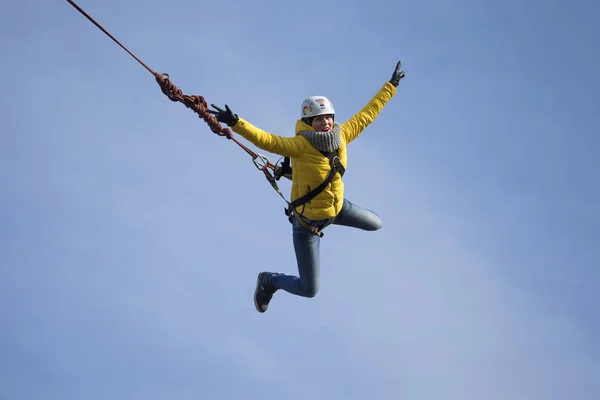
[66,0,268,169]
[155,73,183,102]
[154,72,232,138]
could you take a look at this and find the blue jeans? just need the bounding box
[271,198,382,297]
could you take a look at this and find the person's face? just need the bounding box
[311,114,334,132]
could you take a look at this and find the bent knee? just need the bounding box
[302,282,319,298]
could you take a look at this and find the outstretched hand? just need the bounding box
[389,61,405,87]
[208,104,239,127]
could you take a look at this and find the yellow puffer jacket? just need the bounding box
[231,81,397,220]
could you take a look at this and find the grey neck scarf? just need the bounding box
[298,123,341,153]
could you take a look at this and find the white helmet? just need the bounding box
[300,96,335,119]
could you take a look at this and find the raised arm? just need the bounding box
[232,117,306,158]
[341,61,405,144]
[209,104,306,158]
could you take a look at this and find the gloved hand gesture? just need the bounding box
[389,61,405,87]
[208,104,239,127]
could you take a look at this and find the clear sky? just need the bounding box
[1,0,598,399]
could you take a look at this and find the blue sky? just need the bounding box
[1,0,598,399]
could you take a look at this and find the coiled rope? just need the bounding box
[65,0,277,170]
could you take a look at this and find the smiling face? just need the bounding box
[300,96,335,132]
[311,114,334,132]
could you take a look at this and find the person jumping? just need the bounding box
[209,60,405,313]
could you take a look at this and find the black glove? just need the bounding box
[208,104,239,127]
[389,61,405,87]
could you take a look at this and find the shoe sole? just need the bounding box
[254,272,266,313]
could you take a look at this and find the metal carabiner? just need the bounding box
[331,155,341,167]
[252,154,270,170]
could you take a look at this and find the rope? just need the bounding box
[65,0,277,170]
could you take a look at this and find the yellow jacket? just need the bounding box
[231,81,397,220]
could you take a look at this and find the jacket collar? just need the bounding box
[295,119,314,135]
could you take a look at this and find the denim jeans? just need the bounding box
[271,198,382,297]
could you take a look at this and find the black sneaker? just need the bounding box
[254,272,277,313]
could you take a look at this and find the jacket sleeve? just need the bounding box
[341,81,397,144]
[231,117,306,157]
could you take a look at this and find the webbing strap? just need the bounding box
[289,151,345,211]
[261,166,290,204]
[262,150,345,236]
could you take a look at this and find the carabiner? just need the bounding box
[252,154,270,170]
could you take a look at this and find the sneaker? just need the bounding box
[254,272,277,313]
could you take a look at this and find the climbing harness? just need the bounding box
[253,149,344,236]
[269,150,345,237]
[65,0,343,236]
[285,150,345,237]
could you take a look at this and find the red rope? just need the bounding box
[65,0,276,170]
[154,72,232,138]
